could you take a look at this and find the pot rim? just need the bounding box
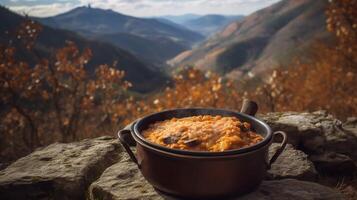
[132,108,273,157]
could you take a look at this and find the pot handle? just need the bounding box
[240,99,258,116]
[267,131,288,169]
[118,123,140,168]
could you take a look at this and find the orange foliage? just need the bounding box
[326,0,357,57]
[249,0,357,118]
[250,43,357,118]
[0,20,132,162]
[149,68,242,110]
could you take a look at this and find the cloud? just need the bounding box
[5,4,76,17]
[2,0,282,17]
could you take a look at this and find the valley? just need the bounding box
[169,0,331,80]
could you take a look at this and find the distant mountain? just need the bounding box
[169,0,331,79]
[182,15,244,36]
[39,7,203,45]
[88,32,187,66]
[0,6,168,93]
[153,18,189,31]
[161,14,202,24]
[37,7,204,64]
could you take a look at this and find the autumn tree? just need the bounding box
[249,0,357,119]
[0,19,131,162]
[326,0,357,61]
[0,19,43,150]
[138,67,243,113]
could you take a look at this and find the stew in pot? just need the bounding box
[143,115,263,152]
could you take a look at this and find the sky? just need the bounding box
[0,0,281,17]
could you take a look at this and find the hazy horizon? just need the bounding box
[0,0,281,18]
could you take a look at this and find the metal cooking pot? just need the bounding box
[118,100,287,199]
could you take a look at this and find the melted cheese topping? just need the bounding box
[142,115,263,152]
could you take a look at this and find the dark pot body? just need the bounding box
[119,107,287,199]
[137,143,269,198]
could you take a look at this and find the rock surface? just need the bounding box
[238,179,345,200]
[259,111,328,152]
[259,111,357,160]
[267,143,317,181]
[90,155,162,200]
[309,152,356,175]
[0,136,121,200]
[343,117,357,135]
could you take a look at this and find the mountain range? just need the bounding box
[160,14,244,36]
[37,7,204,65]
[169,0,331,79]
[1,0,332,90]
[0,6,168,93]
[181,15,244,36]
[160,14,202,25]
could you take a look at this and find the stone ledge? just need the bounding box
[267,143,317,181]
[90,155,161,200]
[0,136,122,200]
[259,111,357,161]
[238,179,345,200]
